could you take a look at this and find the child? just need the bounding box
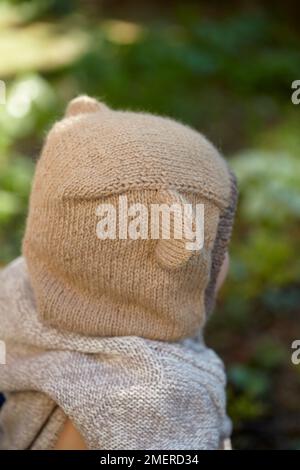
[0,96,237,450]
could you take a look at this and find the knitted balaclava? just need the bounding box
[23,96,237,341]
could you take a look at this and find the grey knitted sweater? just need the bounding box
[0,257,231,450]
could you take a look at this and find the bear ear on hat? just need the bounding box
[65,95,108,117]
[155,190,203,270]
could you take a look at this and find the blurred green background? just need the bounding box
[0,0,300,449]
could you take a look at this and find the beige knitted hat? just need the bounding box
[23,96,237,341]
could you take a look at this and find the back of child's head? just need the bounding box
[23,96,237,340]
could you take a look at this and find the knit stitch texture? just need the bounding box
[0,258,231,450]
[0,96,238,449]
[22,96,237,340]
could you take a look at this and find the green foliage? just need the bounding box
[228,150,300,299]
[0,152,34,264]
[0,0,300,449]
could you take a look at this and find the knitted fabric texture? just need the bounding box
[22,96,237,340]
[0,258,231,450]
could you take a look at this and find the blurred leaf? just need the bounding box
[253,337,288,369]
[0,190,20,221]
[228,388,267,424]
[0,74,58,139]
[229,364,271,397]
[0,22,90,76]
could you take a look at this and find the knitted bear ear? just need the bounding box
[155,190,203,270]
[65,95,108,117]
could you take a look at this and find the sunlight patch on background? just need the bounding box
[102,20,144,45]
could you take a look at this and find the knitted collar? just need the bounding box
[0,257,231,450]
